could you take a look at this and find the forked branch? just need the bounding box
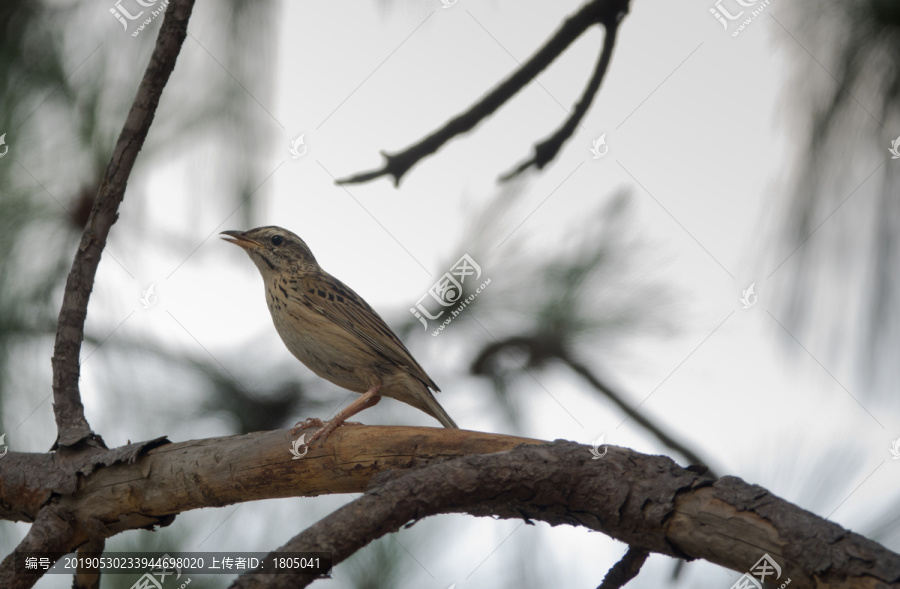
[336,0,630,187]
[500,10,621,181]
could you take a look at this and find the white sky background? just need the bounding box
[6,0,900,588]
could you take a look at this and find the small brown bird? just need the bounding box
[221,226,458,443]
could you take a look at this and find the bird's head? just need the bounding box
[220,226,319,276]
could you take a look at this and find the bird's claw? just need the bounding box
[290,418,324,437]
[289,417,364,444]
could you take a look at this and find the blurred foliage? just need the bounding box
[403,189,673,432]
[0,0,321,581]
[0,0,289,437]
[783,0,900,390]
[0,0,84,429]
[341,534,409,589]
[200,368,315,435]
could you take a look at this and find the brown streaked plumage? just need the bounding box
[221,226,457,443]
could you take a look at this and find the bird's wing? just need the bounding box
[293,272,440,391]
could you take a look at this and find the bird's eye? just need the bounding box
[271,235,284,246]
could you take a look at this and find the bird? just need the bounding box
[220,226,458,444]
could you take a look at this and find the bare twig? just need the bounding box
[229,440,900,589]
[597,546,649,589]
[500,10,621,181]
[336,0,630,186]
[50,0,196,448]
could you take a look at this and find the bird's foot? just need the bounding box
[305,418,366,445]
[290,417,363,443]
[290,417,324,437]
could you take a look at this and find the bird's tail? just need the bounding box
[421,390,458,429]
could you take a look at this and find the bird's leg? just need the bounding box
[307,385,382,444]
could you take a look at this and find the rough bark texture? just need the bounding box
[671,479,900,588]
[227,439,900,589]
[57,427,542,531]
[4,429,899,588]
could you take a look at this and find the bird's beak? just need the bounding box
[220,230,262,249]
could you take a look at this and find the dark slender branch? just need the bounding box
[563,356,717,477]
[336,0,630,186]
[49,0,196,448]
[500,10,622,181]
[229,441,900,589]
[470,335,717,476]
[597,546,649,589]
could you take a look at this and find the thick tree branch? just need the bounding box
[3,429,898,588]
[0,436,169,524]
[50,0,196,449]
[0,428,538,587]
[0,428,539,526]
[500,10,621,181]
[229,441,900,589]
[336,0,630,187]
[0,437,170,588]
